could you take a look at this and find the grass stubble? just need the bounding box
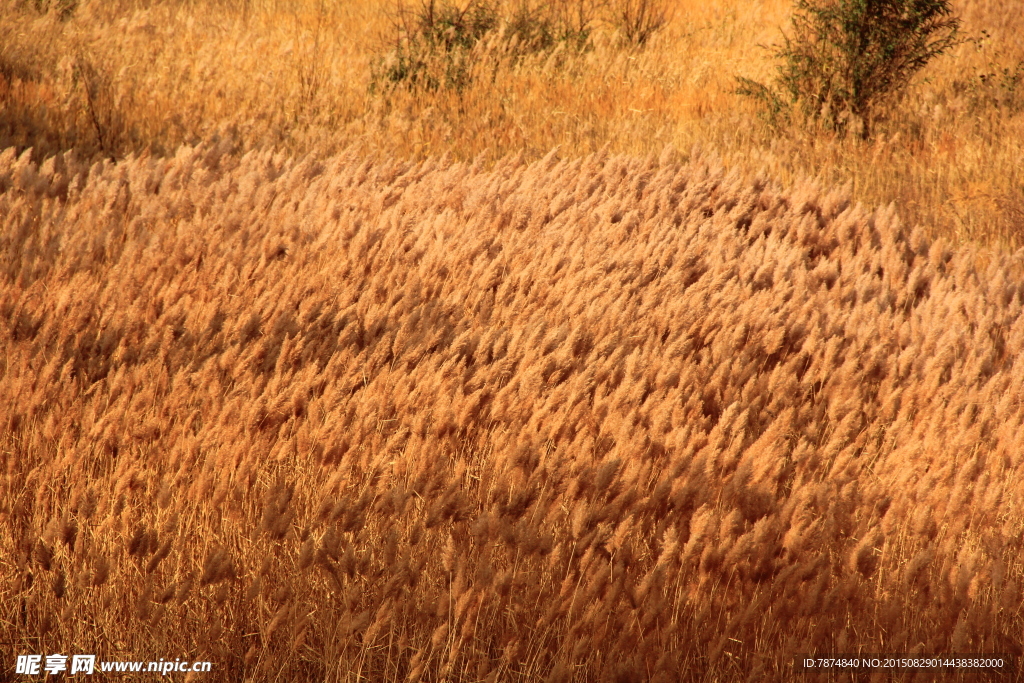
[1,141,1023,681]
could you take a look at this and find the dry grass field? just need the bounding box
[0,0,1022,247]
[2,143,1024,681]
[2,0,1024,682]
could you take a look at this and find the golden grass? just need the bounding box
[2,143,1023,681]
[0,0,1022,248]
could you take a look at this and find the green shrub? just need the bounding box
[737,0,963,138]
[955,58,1024,114]
[370,0,665,95]
[371,0,597,94]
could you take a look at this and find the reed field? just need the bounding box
[2,0,1024,682]
[2,142,1024,681]
[0,0,1022,248]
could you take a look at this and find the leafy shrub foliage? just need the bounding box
[372,0,596,93]
[372,0,665,94]
[954,57,1024,114]
[738,0,963,138]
